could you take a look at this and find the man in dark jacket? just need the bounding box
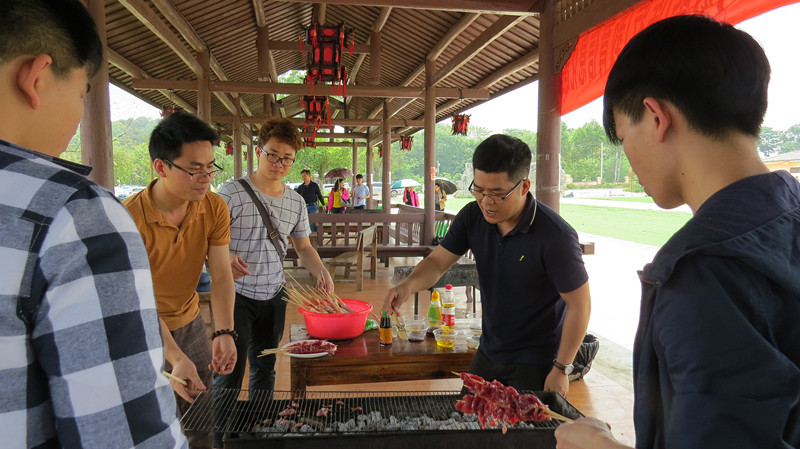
[295,169,325,231]
[555,15,800,449]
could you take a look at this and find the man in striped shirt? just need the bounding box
[0,0,186,447]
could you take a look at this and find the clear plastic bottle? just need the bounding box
[427,291,442,329]
[441,284,455,329]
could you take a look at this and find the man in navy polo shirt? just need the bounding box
[383,134,591,397]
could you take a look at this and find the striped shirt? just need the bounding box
[218,176,309,300]
[0,140,186,448]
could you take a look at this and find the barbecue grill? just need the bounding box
[181,389,583,448]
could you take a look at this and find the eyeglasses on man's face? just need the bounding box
[163,159,223,180]
[468,178,525,202]
[263,152,295,167]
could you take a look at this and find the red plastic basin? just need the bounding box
[299,298,373,340]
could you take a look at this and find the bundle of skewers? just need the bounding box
[283,272,354,314]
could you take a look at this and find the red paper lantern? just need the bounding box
[400,136,413,151]
[303,138,317,148]
[300,96,332,148]
[452,114,470,136]
[160,107,178,117]
[225,143,233,155]
[302,22,354,96]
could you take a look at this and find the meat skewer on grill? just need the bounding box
[454,372,572,433]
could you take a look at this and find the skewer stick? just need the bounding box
[162,370,188,385]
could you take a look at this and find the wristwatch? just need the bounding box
[553,359,574,375]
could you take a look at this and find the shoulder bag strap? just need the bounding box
[237,179,285,263]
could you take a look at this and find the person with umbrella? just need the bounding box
[327,178,350,213]
[403,185,419,206]
[435,182,447,211]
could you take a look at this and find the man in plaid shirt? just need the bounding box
[0,0,186,447]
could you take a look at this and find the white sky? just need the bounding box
[110,3,800,132]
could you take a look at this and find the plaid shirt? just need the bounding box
[218,176,309,300]
[0,141,187,448]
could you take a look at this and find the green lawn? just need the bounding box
[559,204,691,247]
[418,197,691,247]
[586,196,656,203]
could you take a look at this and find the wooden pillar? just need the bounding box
[370,31,381,85]
[382,102,392,215]
[256,27,270,81]
[366,141,374,208]
[535,0,561,212]
[80,0,113,189]
[247,124,255,175]
[352,139,358,181]
[197,50,211,122]
[233,97,242,179]
[422,57,436,245]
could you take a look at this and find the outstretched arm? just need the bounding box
[382,245,461,315]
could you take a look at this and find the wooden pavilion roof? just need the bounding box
[105,0,637,140]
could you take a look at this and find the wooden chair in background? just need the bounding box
[326,225,378,291]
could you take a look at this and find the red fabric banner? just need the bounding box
[561,0,800,115]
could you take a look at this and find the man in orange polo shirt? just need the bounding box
[125,112,236,449]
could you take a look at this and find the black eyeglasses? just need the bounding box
[263,152,295,167]
[468,179,525,202]
[163,159,223,180]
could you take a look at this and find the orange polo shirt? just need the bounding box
[124,180,230,330]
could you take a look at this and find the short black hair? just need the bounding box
[473,134,532,181]
[604,15,770,143]
[356,174,363,180]
[149,112,220,162]
[301,169,311,175]
[0,0,103,79]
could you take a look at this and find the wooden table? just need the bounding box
[289,328,476,393]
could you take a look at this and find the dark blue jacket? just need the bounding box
[634,171,800,449]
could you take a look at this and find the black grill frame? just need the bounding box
[181,389,582,448]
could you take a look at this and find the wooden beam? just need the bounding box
[432,15,523,85]
[300,132,368,139]
[361,13,479,123]
[435,47,539,113]
[308,141,368,147]
[277,0,543,14]
[107,48,196,114]
[212,116,424,127]
[132,78,490,99]
[151,0,249,116]
[252,0,266,27]
[118,0,200,74]
[268,40,371,54]
[553,0,639,47]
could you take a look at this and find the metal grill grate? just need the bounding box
[181,389,577,437]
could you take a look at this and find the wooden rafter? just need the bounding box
[431,15,524,85]
[107,48,196,114]
[358,12,481,129]
[278,0,543,14]
[150,0,252,117]
[131,79,490,99]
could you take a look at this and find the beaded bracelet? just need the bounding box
[211,328,239,341]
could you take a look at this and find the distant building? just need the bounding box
[763,150,800,181]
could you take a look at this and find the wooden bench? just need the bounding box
[325,225,379,291]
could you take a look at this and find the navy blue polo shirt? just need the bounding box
[440,193,588,364]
